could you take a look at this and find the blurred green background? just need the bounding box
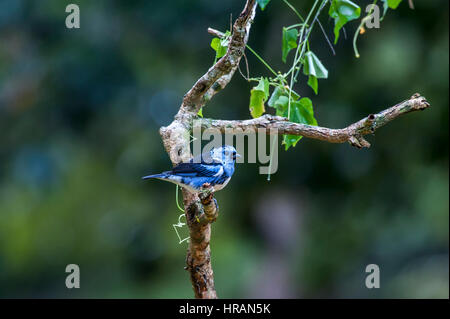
[0,0,448,298]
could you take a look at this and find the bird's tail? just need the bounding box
[142,173,168,180]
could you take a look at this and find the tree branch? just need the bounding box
[184,187,219,299]
[196,93,430,148]
[158,0,257,299]
[179,0,257,116]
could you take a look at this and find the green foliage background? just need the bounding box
[0,0,448,298]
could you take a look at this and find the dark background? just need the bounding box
[0,0,448,298]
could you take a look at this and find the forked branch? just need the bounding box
[159,0,257,299]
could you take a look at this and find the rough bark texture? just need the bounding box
[159,0,257,299]
[196,93,430,149]
[157,0,430,299]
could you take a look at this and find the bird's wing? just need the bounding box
[189,150,221,165]
[171,162,223,178]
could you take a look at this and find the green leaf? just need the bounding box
[256,0,271,10]
[254,77,270,100]
[268,86,300,109]
[210,37,227,60]
[197,108,203,118]
[308,75,318,95]
[381,0,402,20]
[268,86,284,108]
[282,97,318,150]
[210,37,221,52]
[249,90,265,118]
[303,51,328,79]
[386,0,402,9]
[296,97,318,126]
[266,86,317,150]
[274,96,290,115]
[249,78,269,118]
[268,86,301,110]
[303,51,327,95]
[283,103,304,149]
[282,27,298,63]
[328,0,361,44]
[211,37,219,50]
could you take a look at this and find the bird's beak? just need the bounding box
[233,153,241,160]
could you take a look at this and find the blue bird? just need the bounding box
[142,145,240,193]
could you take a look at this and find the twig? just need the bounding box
[317,19,335,55]
[208,27,225,38]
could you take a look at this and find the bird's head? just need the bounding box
[211,145,240,164]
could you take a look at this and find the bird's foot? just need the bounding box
[199,183,214,203]
[201,182,212,190]
[196,183,218,223]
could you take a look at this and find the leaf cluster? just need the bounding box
[209,0,404,150]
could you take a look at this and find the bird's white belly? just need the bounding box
[160,175,231,194]
[157,176,198,194]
